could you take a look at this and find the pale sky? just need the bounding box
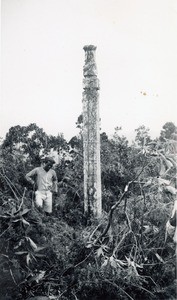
[1,0,177,142]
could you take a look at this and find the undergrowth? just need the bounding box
[0,127,176,299]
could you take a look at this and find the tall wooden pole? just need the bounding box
[82,45,102,218]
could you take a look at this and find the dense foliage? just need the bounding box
[0,122,176,300]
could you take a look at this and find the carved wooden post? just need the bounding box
[82,45,102,218]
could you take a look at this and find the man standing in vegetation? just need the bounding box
[25,157,58,215]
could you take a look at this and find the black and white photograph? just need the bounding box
[1,0,177,299]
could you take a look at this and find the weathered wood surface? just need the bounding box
[82,45,102,218]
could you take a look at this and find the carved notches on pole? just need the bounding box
[83,45,97,77]
[83,46,99,91]
[82,45,102,218]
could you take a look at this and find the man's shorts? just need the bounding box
[35,190,52,213]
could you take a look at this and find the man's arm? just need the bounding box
[25,168,37,186]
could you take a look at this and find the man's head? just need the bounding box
[43,157,55,171]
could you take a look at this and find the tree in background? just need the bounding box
[2,123,48,164]
[160,122,177,141]
[2,123,67,166]
[134,125,151,147]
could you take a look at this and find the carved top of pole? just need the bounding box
[83,45,97,78]
[83,45,97,51]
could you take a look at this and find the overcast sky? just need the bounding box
[1,0,177,142]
